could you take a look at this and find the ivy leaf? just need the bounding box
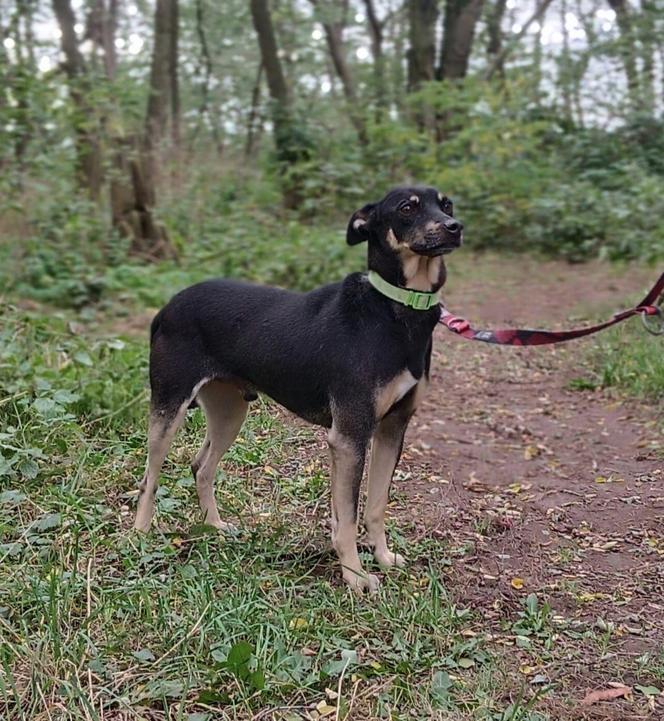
[0,490,27,505]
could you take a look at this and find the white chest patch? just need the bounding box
[375,370,418,419]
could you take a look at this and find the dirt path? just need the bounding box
[397,256,663,718]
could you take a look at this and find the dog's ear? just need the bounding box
[346,203,377,245]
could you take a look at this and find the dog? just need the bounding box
[134,185,463,592]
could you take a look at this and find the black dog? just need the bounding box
[135,186,463,592]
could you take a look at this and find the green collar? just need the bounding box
[367,270,439,311]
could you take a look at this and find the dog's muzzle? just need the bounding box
[411,231,463,256]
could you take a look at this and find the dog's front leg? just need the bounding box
[365,409,412,569]
[328,426,378,593]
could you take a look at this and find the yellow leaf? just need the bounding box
[316,701,336,717]
[289,617,309,630]
[524,445,539,460]
[511,577,524,590]
[519,665,535,675]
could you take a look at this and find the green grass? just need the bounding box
[579,323,664,405]
[1,306,555,721]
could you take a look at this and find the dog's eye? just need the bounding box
[399,202,415,214]
[440,197,453,214]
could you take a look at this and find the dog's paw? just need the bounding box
[375,549,406,569]
[211,519,240,536]
[343,570,380,594]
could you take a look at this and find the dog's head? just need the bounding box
[346,186,463,256]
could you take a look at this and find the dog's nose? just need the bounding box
[444,219,463,235]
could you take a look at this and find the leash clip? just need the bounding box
[447,316,470,333]
[640,303,664,336]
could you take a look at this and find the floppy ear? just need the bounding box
[346,202,376,245]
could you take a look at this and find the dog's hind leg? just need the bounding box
[194,381,248,530]
[135,401,191,532]
[365,410,412,569]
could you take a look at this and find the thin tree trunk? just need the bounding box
[532,5,544,105]
[309,0,368,143]
[52,0,103,200]
[638,0,657,115]
[438,0,485,80]
[559,0,573,122]
[486,0,507,77]
[485,0,555,80]
[191,0,218,150]
[245,62,263,157]
[250,0,308,207]
[169,0,180,148]
[145,0,175,147]
[363,0,387,111]
[606,0,642,112]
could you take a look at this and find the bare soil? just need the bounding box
[396,256,663,719]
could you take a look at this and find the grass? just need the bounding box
[589,323,664,403]
[0,306,554,721]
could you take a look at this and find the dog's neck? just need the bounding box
[367,244,447,294]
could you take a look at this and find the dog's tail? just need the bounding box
[150,308,164,344]
[150,308,199,409]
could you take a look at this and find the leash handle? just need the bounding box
[439,272,664,346]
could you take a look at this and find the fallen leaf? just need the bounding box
[289,617,308,630]
[511,577,524,590]
[315,701,336,717]
[524,445,540,460]
[635,685,661,697]
[581,685,632,706]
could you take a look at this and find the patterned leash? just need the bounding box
[438,271,664,346]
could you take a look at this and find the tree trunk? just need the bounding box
[250,0,308,208]
[559,0,573,122]
[245,62,264,157]
[362,0,387,111]
[638,0,657,115]
[169,0,180,148]
[438,0,485,80]
[606,0,642,113]
[486,0,507,77]
[310,0,368,143]
[106,0,175,259]
[110,136,174,260]
[407,0,438,90]
[52,0,103,200]
[145,0,177,148]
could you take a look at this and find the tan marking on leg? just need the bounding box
[367,378,428,568]
[194,381,248,530]
[374,369,417,420]
[135,378,211,532]
[328,426,377,593]
[135,408,187,531]
[366,426,405,568]
[191,435,210,475]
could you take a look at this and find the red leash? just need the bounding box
[438,272,664,346]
